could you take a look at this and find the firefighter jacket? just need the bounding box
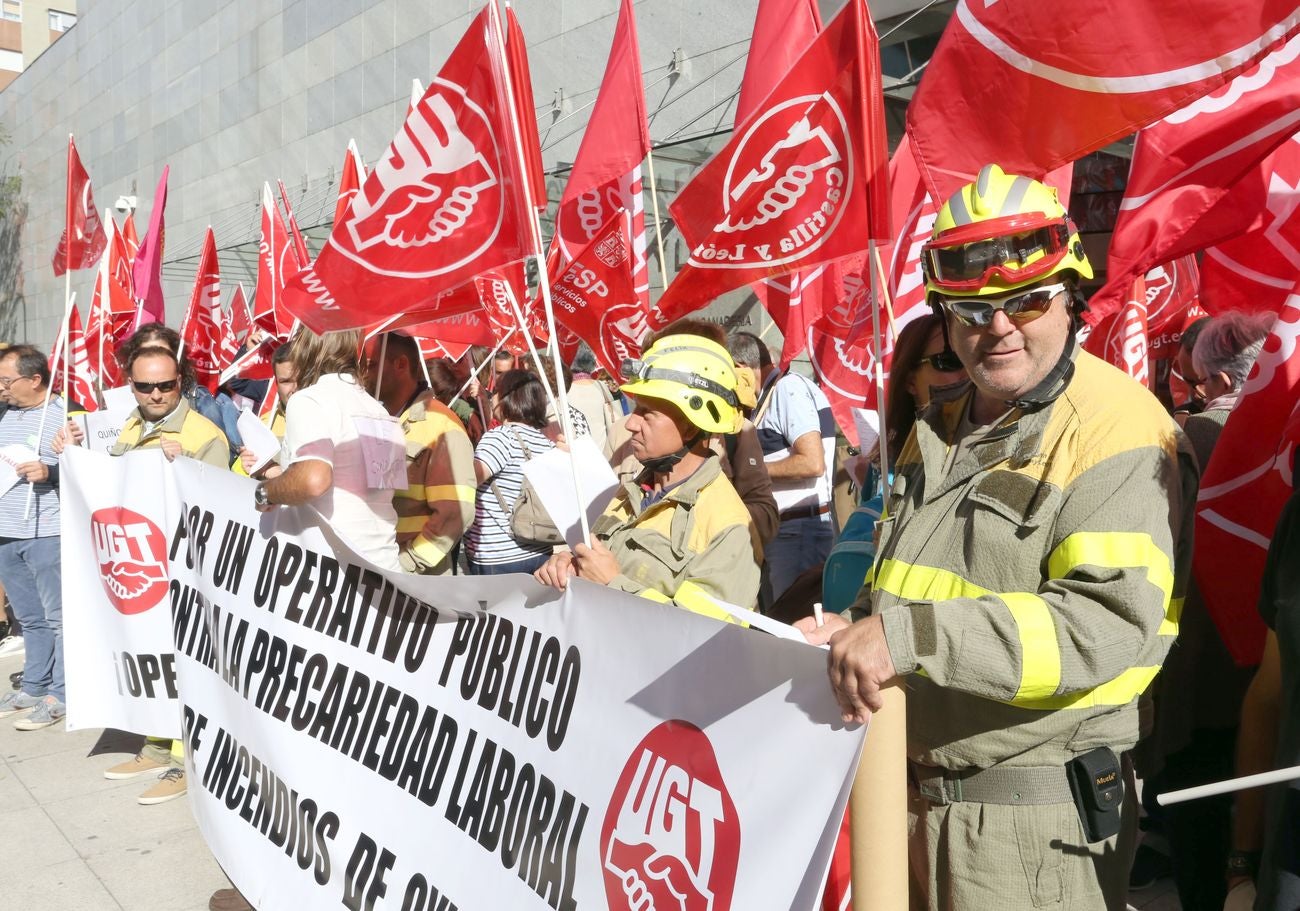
[861,350,1191,770]
[593,455,761,622]
[394,391,476,574]
[110,400,231,470]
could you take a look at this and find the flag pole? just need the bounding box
[644,145,671,291]
[449,330,513,408]
[492,0,590,543]
[373,332,389,400]
[503,282,556,404]
[27,292,75,520]
[872,245,899,338]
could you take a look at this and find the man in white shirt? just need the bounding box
[254,329,403,571]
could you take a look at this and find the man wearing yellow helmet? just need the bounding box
[535,334,761,620]
[802,165,1192,908]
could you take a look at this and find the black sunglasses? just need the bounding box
[918,351,964,373]
[132,379,179,394]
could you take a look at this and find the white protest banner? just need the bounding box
[62,448,864,911]
[0,444,36,497]
[521,437,620,549]
[236,407,282,474]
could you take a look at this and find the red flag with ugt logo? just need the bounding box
[551,210,644,378]
[254,182,301,339]
[180,228,226,393]
[907,1,1300,203]
[1197,294,1299,665]
[552,0,651,314]
[333,139,367,228]
[220,284,251,373]
[284,3,532,333]
[1082,275,1151,387]
[1143,256,1203,360]
[53,136,107,276]
[651,0,890,327]
[53,305,100,411]
[1086,32,1300,323]
[86,216,132,388]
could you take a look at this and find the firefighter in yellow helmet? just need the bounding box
[535,334,761,619]
[800,165,1192,909]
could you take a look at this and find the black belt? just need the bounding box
[908,760,1074,805]
[779,503,830,522]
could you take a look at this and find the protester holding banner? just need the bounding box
[537,334,761,619]
[0,346,68,730]
[727,330,835,609]
[256,327,403,571]
[363,332,476,575]
[108,347,231,469]
[804,165,1190,909]
[238,342,297,479]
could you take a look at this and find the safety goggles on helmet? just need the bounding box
[619,358,740,409]
[923,215,1074,293]
[940,282,1068,328]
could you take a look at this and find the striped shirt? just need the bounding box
[465,423,555,566]
[0,396,64,539]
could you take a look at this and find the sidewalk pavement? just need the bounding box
[0,651,228,911]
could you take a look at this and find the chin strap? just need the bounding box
[1006,333,1078,412]
[641,431,706,476]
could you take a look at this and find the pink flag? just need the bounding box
[1197,295,1299,665]
[52,136,107,276]
[552,0,651,314]
[180,228,226,393]
[132,166,170,326]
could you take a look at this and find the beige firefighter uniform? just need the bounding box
[393,391,476,574]
[592,455,760,621]
[857,349,1192,909]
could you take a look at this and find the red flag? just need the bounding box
[220,284,251,373]
[53,306,100,411]
[1084,32,1300,322]
[254,182,301,338]
[1082,275,1152,386]
[738,0,825,366]
[53,136,107,276]
[121,210,140,264]
[505,6,547,210]
[651,0,890,326]
[1198,144,1300,315]
[86,215,130,389]
[1143,256,1204,360]
[284,3,533,333]
[1196,295,1299,665]
[258,375,279,421]
[550,210,644,377]
[180,228,226,393]
[401,310,498,349]
[416,337,473,361]
[552,0,651,314]
[906,2,1300,202]
[278,178,313,267]
[333,139,367,227]
[132,167,170,326]
[220,338,278,385]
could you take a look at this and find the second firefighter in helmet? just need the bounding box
[535,334,761,617]
[922,163,1092,418]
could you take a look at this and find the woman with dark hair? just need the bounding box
[464,369,559,575]
[880,313,967,466]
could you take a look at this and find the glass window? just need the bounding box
[49,9,76,31]
[1,1,20,23]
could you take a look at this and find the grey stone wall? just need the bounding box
[0,0,931,349]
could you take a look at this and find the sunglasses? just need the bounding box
[132,379,179,394]
[940,283,1067,328]
[918,350,964,372]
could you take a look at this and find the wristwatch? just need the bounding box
[254,483,271,509]
[1226,850,1261,878]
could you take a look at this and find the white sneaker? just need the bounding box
[0,636,23,658]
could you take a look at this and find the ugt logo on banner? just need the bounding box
[343,80,504,275]
[90,506,169,614]
[601,721,740,911]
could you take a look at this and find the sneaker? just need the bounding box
[104,752,170,780]
[13,696,65,730]
[138,768,187,805]
[0,635,24,658]
[208,887,254,911]
[0,690,39,718]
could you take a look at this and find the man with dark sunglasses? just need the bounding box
[802,164,1192,909]
[108,348,230,470]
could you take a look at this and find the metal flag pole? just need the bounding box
[643,145,671,291]
[492,0,590,543]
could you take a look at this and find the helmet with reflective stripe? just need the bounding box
[620,334,741,434]
[922,164,1092,302]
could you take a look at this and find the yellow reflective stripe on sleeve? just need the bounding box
[638,589,672,603]
[873,558,990,602]
[1008,665,1162,710]
[674,581,745,625]
[1001,592,1061,703]
[1047,532,1178,636]
[395,516,428,534]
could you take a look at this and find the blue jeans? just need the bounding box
[468,552,550,576]
[0,536,64,702]
[762,516,833,609]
